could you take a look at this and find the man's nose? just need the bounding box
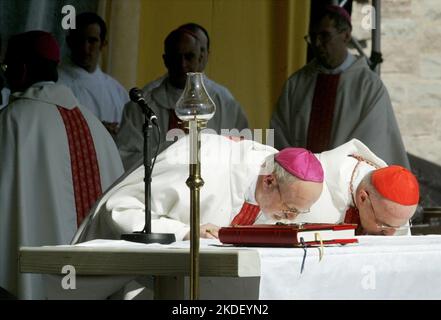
[277,209,297,220]
[80,40,91,54]
[180,57,195,72]
[313,36,323,47]
[381,228,396,236]
[284,212,299,220]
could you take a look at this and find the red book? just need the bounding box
[218,223,358,247]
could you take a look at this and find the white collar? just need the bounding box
[245,176,259,205]
[319,52,355,74]
[64,56,102,77]
[32,81,56,87]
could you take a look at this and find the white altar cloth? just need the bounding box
[20,236,441,300]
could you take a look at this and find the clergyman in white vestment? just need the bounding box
[0,31,124,299]
[58,12,129,134]
[293,139,419,236]
[73,134,325,244]
[270,5,410,169]
[116,26,249,171]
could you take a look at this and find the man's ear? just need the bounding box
[100,39,108,50]
[357,189,369,204]
[162,54,168,69]
[343,29,352,44]
[262,174,276,190]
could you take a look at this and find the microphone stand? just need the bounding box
[121,104,176,244]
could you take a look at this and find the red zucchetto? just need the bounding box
[372,165,419,205]
[7,30,60,63]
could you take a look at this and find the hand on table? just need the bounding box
[184,223,220,240]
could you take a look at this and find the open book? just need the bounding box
[218,223,358,247]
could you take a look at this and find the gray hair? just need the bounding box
[360,171,381,200]
[315,7,352,32]
[261,154,299,185]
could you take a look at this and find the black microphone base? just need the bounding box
[121,231,176,244]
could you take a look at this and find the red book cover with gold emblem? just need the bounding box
[218,223,358,247]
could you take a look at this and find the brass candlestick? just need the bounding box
[175,73,216,300]
[186,119,205,299]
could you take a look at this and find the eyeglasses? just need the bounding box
[277,185,310,216]
[304,31,341,45]
[367,192,408,233]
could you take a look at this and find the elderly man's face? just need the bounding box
[68,23,104,73]
[257,175,322,222]
[163,33,201,89]
[310,15,351,69]
[358,191,416,235]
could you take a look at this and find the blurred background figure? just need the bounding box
[58,12,129,137]
[0,31,123,299]
[0,36,10,110]
[116,25,249,171]
[271,5,409,169]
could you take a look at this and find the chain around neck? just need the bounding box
[348,154,381,209]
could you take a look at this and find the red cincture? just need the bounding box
[230,202,261,226]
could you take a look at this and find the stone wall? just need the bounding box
[351,0,441,165]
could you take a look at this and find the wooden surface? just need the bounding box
[19,245,261,278]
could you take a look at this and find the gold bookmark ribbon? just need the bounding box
[314,232,324,261]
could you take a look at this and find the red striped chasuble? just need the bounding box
[306,73,341,153]
[57,106,102,227]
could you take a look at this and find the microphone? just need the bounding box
[121,88,176,245]
[129,87,158,125]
